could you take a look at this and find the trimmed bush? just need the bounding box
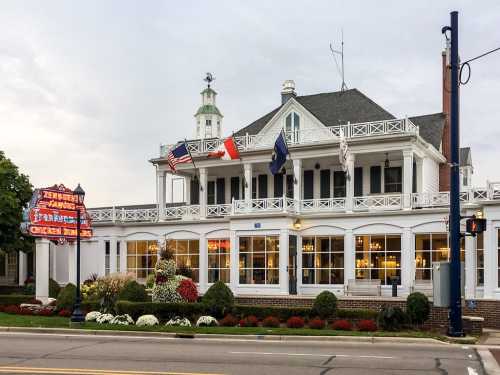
[336,308,378,320]
[232,305,311,321]
[377,306,408,331]
[219,314,239,327]
[262,316,280,328]
[115,301,206,322]
[49,278,61,299]
[406,292,430,325]
[56,283,76,311]
[202,281,234,318]
[286,316,305,328]
[312,291,337,319]
[239,315,259,327]
[357,319,377,332]
[0,294,35,306]
[118,280,149,302]
[331,319,352,331]
[308,318,325,329]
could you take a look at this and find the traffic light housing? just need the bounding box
[466,216,486,235]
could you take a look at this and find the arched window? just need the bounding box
[285,112,300,143]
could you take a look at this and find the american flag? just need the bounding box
[167,143,192,171]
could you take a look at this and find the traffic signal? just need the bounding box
[466,217,486,235]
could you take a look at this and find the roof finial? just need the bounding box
[204,72,215,88]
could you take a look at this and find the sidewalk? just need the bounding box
[477,329,500,374]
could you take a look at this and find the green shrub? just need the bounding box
[376,305,408,331]
[49,278,61,299]
[56,283,76,311]
[0,294,35,306]
[232,305,311,321]
[202,281,234,318]
[146,274,155,289]
[118,280,149,302]
[406,292,430,325]
[115,301,206,321]
[312,291,337,319]
[336,308,378,320]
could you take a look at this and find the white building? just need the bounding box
[29,54,500,303]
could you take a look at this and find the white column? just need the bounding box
[229,230,238,293]
[465,235,476,299]
[50,246,57,281]
[415,157,423,193]
[297,235,303,295]
[344,229,355,290]
[18,252,28,286]
[401,228,413,294]
[483,221,496,298]
[199,233,208,293]
[98,239,106,276]
[279,229,289,295]
[35,238,50,303]
[157,170,166,221]
[293,159,302,207]
[184,176,191,205]
[313,169,320,199]
[345,154,355,212]
[67,243,76,285]
[199,168,207,219]
[244,163,252,204]
[110,237,117,274]
[120,240,127,274]
[403,149,414,210]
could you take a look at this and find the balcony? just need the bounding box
[87,182,500,224]
[159,118,419,157]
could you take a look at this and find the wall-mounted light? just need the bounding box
[314,163,321,170]
[384,153,390,169]
[293,218,302,230]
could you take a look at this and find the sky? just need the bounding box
[1,1,499,207]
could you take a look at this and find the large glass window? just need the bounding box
[476,232,484,286]
[208,239,230,283]
[127,240,158,281]
[167,239,200,282]
[415,233,448,281]
[239,236,279,285]
[355,234,401,285]
[302,236,344,285]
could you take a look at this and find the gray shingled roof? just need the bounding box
[460,147,472,167]
[409,113,446,150]
[235,89,394,137]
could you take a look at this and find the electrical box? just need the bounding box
[432,262,465,307]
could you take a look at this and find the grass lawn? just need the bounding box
[0,312,453,341]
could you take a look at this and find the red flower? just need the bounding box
[331,319,352,331]
[357,319,377,332]
[239,315,259,327]
[308,318,325,329]
[262,316,280,328]
[155,274,168,284]
[219,314,239,327]
[19,307,33,316]
[286,316,305,329]
[4,305,20,314]
[176,279,198,302]
[57,309,72,317]
[37,308,55,317]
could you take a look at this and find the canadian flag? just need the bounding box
[208,137,240,160]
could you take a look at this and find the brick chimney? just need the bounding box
[439,50,451,191]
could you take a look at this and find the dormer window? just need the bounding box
[285,112,300,143]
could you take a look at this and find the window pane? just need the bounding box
[331,269,344,284]
[415,234,430,251]
[266,237,279,252]
[386,236,401,251]
[127,241,136,255]
[239,253,251,268]
[253,253,265,268]
[332,253,344,268]
[253,237,265,252]
[317,269,330,284]
[190,240,199,254]
[208,254,218,268]
[177,240,188,254]
[303,253,314,268]
[302,269,314,284]
[266,252,279,269]
[267,269,279,284]
[331,236,344,252]
[239,269,252,284]
[239,237,250,252]
[208,240,219,253]
[220,254,230,268]
[253,269,265,284]
[432,234,448,251]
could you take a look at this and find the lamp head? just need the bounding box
[74,183,85,205]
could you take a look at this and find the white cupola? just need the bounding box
[194,73,223,139]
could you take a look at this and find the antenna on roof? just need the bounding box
[329,29,348,92]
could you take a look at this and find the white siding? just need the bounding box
[422,157,439,193]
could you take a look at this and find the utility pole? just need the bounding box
[444,10,463,337]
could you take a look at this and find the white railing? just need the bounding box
[353,194,403,211]
[206,204,232,217]
[89,182,500,223]
[159,118,418,157]
[301,198,346,212]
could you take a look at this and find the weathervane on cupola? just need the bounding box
[195,72,223,139]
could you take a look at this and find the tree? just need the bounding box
[0,151,33,253]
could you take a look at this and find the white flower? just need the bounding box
[110,314,134,325]
[196,316,218,327]
[85,311,102,322]
[136,314,159,326]
[165,317,191,327]
[152,278,183,303]
[96,313,114,324]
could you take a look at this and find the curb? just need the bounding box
[0,326,446,345]
[477,349,500,375]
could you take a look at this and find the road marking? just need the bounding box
[0,367,223,375]
[229,351,394,359]
[467,367,479,375]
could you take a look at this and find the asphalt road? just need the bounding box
[0,332,486,375]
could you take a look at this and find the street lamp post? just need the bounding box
[70,183,85,323]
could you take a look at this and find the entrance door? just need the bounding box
[288,235,297,295]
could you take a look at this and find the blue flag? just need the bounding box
[269,131,289,175]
